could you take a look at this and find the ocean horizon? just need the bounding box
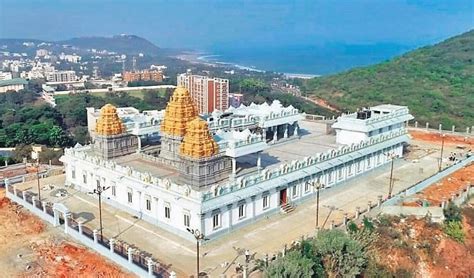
[203,43,417,76]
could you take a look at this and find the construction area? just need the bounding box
[404,129,473,207]
[0,189,133,277]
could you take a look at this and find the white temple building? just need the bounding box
[62,87,413,241]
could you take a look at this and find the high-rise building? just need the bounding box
[177,70,229,114]
[46,70,77,82]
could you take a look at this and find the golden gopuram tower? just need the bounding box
[179,118,219,158]
[95,104,126,136]
[159,86,198,164]
[159,87,231,188]
[160,86,198,137]
[93,103,138,159]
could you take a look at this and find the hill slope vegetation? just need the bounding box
[304,30,474,129]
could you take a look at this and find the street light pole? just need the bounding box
[388,158,394,198]
[306,180,323,229]
[439,134,446,172]
[36,158,41,201]
[385,152,396,199]
[89,183,110,242]
[187,228,206,278]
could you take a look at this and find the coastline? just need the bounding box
[174,50,320,78]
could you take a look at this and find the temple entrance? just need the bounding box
[279,189,287,205]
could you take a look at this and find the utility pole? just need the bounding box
[187,228,206,278]
[89,183,110,242]
[439,134,446,172]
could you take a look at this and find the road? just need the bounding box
[54,85,176,95]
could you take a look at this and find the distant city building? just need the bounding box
[123,70,163,82]
[36,49,49,57]
[46,70,77,82]
[229,93,244,108]
[0,78,28,93]
[65,54,81,63]
[0,71,13,81]
[177,70,229,114]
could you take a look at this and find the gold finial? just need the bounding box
[180,117,219,158]
[95,104,126,136]
[161,86,198,137]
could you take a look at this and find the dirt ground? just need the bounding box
[410,130,473,147]
[0,189,135,277]
[375,208,474,278]
[403,163,474,207]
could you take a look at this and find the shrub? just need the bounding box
[263,250,315,278]
[443,221,465,243]
[313,229,368,277]
[443,202,462,223]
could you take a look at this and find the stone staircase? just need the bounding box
[280,203,295,214]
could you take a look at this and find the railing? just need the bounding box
[5,185,172,277]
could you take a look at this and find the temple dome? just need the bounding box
[161,86,198,137]
[95,104,126,136]
[180,117,219,158]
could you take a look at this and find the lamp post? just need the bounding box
[385,152,397,199]
[306,180,323,229]
[88,182,110,242]
[321,205,343,229]
[233,247,252,278]
[187,228,206,278]
[439,134,446,172]
[36,158,41,201]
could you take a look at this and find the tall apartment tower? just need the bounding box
[177,70,229,115]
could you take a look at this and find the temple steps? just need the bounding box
[280,203,295,214]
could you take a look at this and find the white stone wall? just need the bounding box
[202,143,404,238]
[62,154,202,239]
[62,131,406,241]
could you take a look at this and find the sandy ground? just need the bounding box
[0,189,135,277]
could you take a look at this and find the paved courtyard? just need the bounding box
[13,137,456,277]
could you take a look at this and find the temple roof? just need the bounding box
[95,104,126,136]
[180,117,219,159]
[160,86,198,137]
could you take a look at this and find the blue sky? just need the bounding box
[0,0,472,49]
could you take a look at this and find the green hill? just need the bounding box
[59,34,160,55]
[304,30,474,129]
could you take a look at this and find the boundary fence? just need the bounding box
[4,182,176,278]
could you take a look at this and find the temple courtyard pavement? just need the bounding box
[13,137,457,277]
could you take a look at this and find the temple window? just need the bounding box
[213,213,221,229]
[292,185,298,198]
[145,195,151,211]
[111,183,116,197]
[127,188,133,203]
[263,195,269,209]
[165,203,171,219]
[238,204,246,219]
[183,212,190,227]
